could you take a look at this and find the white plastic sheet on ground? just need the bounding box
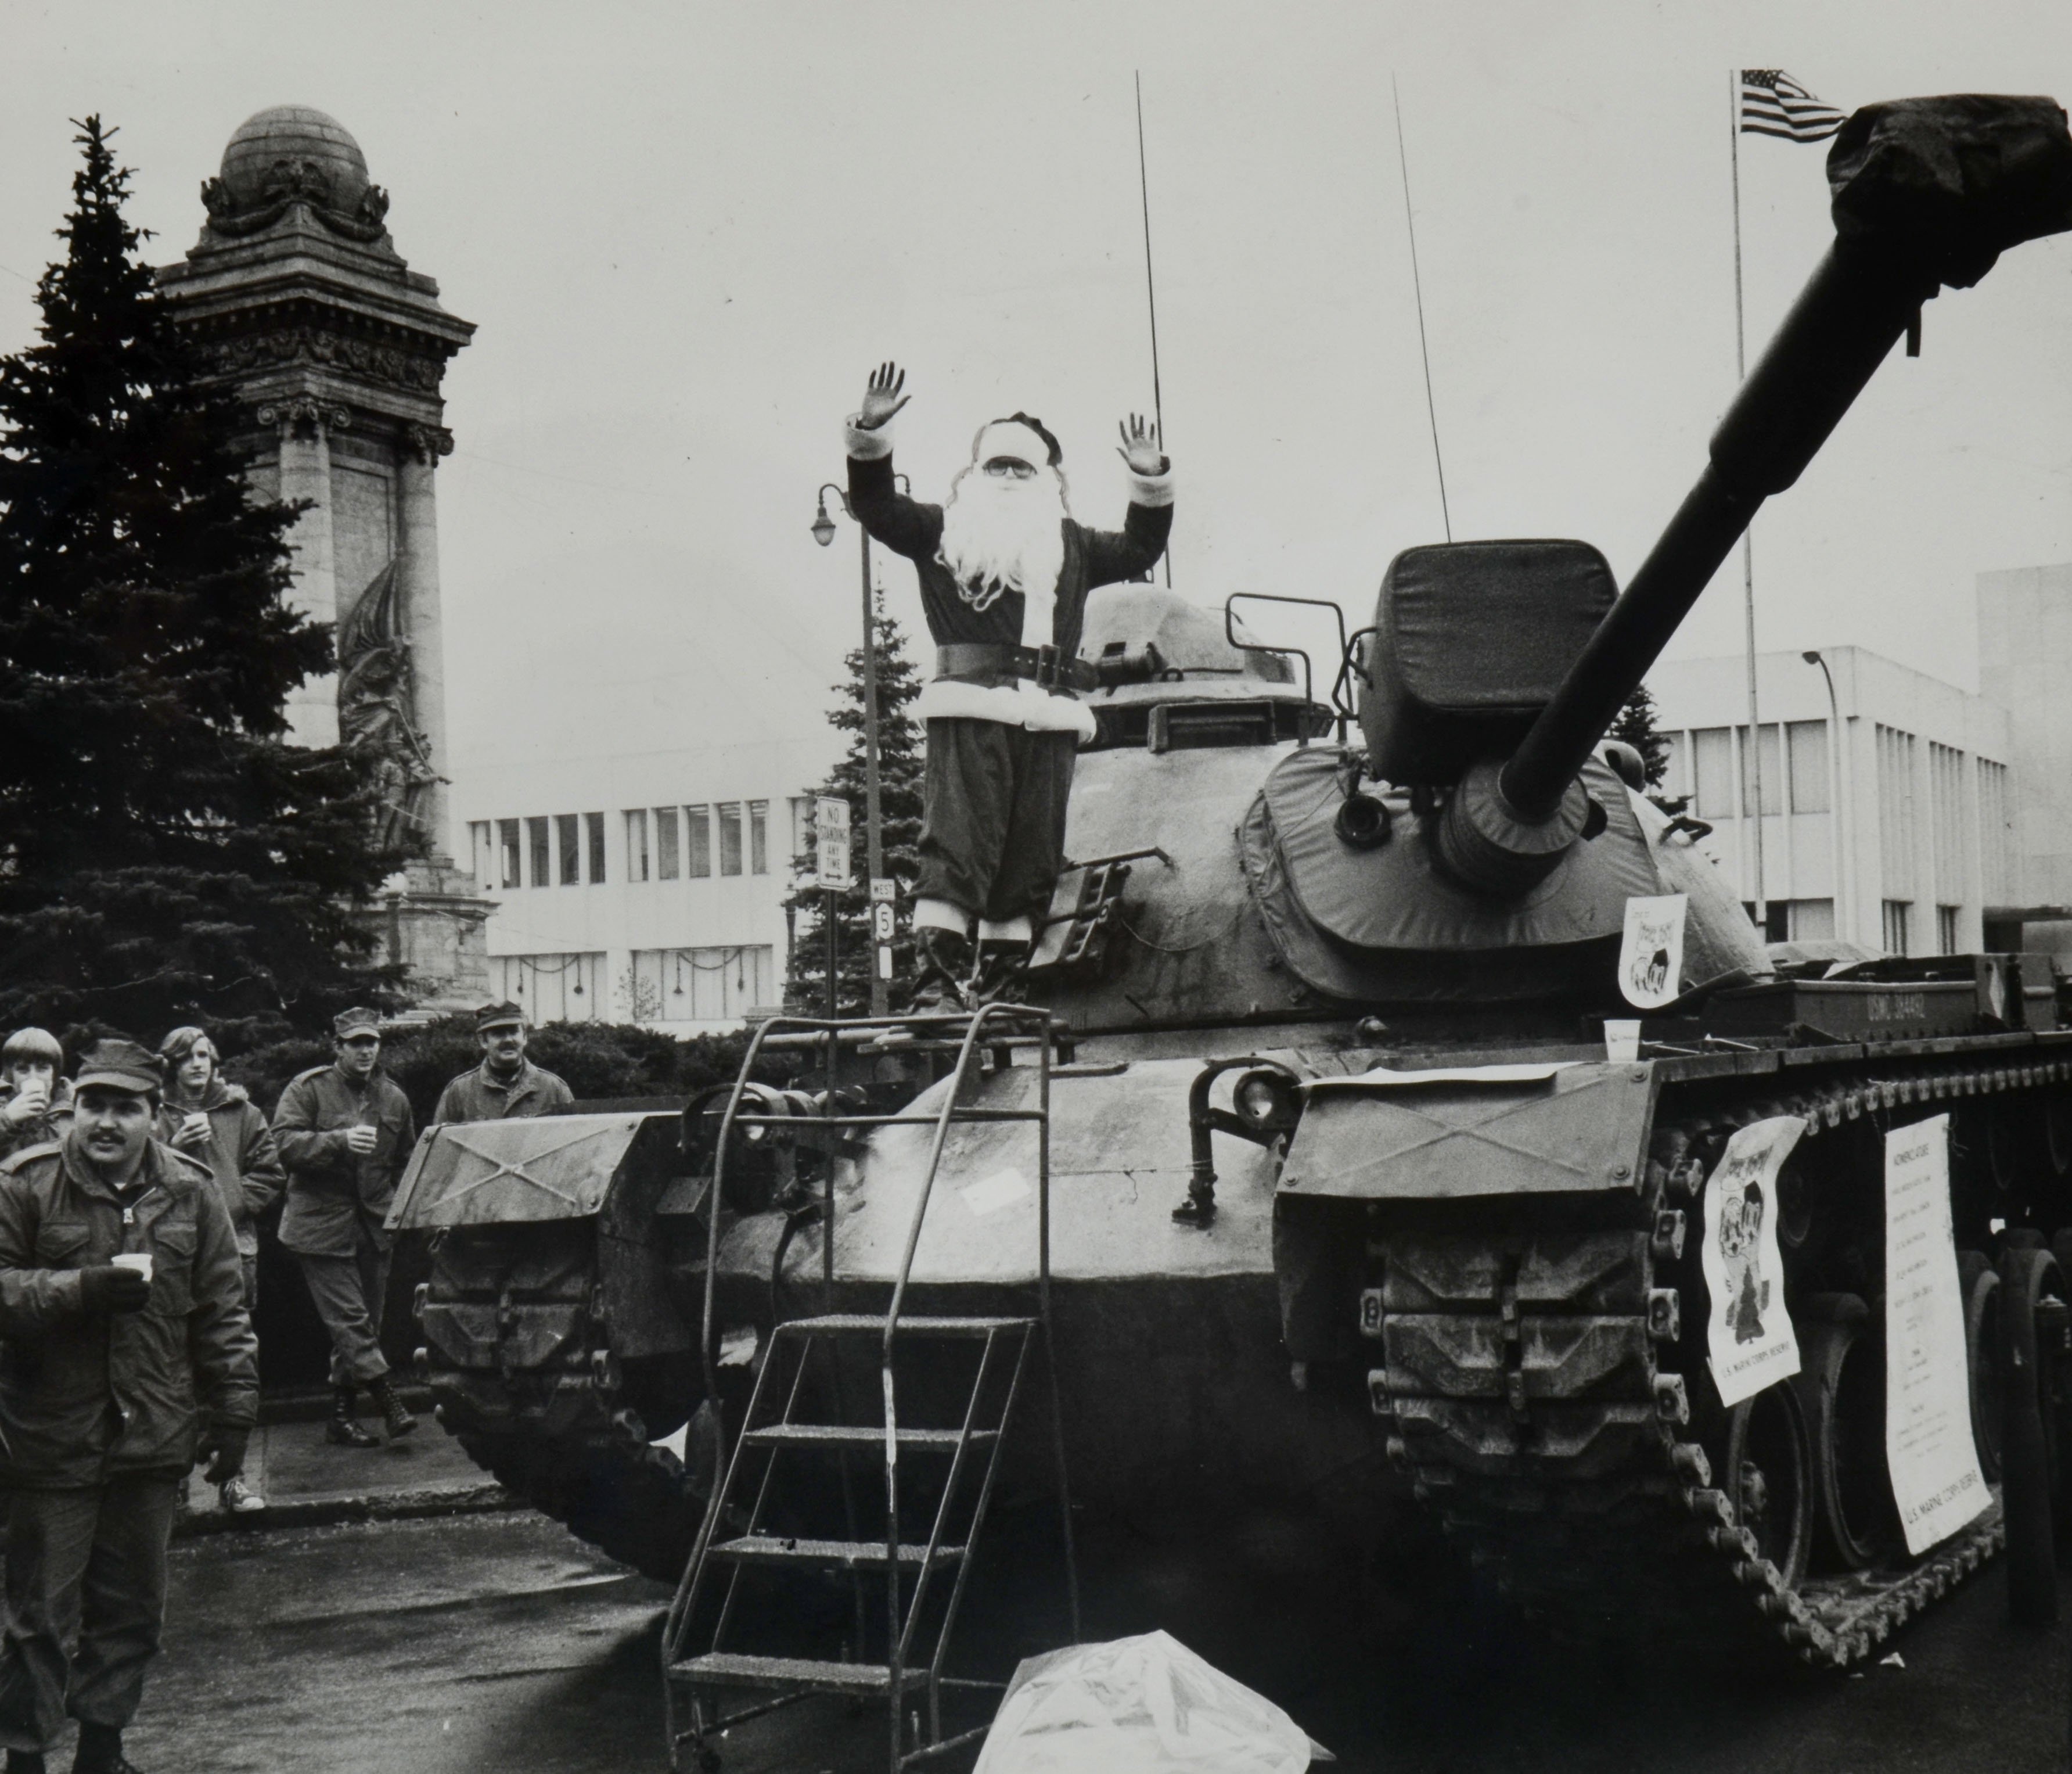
[972,1630,1333,1773]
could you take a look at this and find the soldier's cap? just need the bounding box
[332,1007,383,1040]
[475,1001,526,1034]
[73,1039,163,1099]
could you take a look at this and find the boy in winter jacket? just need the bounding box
[156,1028,284,1513]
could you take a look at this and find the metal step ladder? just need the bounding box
[662,1003,1079,1772]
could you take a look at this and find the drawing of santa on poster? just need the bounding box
[1700,1116,1804,1406]
[1883,1115,1988,1554]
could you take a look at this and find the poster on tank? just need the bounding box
[1700,1115,1804,1407]
[1618,893,1686,1010]
[1883,1116,1988,1554]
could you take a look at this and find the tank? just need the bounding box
[397,95,2072,1667]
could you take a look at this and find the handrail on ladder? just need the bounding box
[664,1001,1076,1703]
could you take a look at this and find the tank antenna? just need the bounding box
[1135,70,1172,587]
[1393,76,1452,543]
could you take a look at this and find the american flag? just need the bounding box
[1740,70,1847,142]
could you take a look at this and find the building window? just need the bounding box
[499,820,521,890]
[629,946,776,1022]
[1979,759,2013,906]
[1786,721,1829,814]
[1738,723,1783,817]
[1876,726,1918,897]
[1936,904,1961,956]
[527,817,550,888]
[624,810,649,883]
[1692,728,1733,818]
[686,805,711,878]
[718,802,743,876]
[493,952,604,1024]
[556,813,580,886]
[1787,900,1835,942]
[586,811,605,884]
[749,800,769,875]
[656,807,680,880]
[1882,899,1912,957]
[790,797,813,865]
[1929,742,1966,907]
[1742,901,1789,942]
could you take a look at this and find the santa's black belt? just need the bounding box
[933,644,1095,694]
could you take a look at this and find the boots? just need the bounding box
[9,1749,45,1774]
[973,939,1031,1005]
[909,926,974,1013]
[369,1374,418,1439]
[72,1723,139,1774]
[325,1385,379,1449]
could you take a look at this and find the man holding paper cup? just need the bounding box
[0,1037,257,1774]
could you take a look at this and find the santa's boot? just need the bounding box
[325,1385,379,1449]
[910,928,974,1013]
[973,940,1031,1005]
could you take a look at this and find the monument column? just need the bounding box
[398,422,454,860]
[156,105,487,1008]
[263,398,346,746]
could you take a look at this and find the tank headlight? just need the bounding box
[1232,1068,1300,1132]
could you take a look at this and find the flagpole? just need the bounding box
[1731,68,1768,933]
[1135,71,1171,588]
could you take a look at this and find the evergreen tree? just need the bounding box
[0,118,396,1047]
[788,604,923,1015]
[1609,683,1672,788]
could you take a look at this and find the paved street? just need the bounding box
[103,1484,2072,1774]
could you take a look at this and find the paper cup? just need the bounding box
[1604,1020,1643,1062]
[111,1254,153,1283]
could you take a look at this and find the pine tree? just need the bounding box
[0,118,396,1047]
[789,604,924,1015]
[1609,683,1672,788]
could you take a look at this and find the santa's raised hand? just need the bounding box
[1117,412,1168,476]
[858,361,910,431]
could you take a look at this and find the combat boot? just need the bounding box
[369,1374,418,1439]
[909,927,974,1013]
[973,939,1031,1005]
[325,1385,379,1449]
[71,1722,140,1773]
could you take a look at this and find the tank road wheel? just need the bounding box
[1792,1294,1898,1573]
[1958,1252,2006,1484]
[1725,1381,1813,1588]
[1998,1245,2066,1626]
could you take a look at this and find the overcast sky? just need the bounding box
[0,0,2067,788]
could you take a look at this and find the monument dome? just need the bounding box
[215,105,372,219]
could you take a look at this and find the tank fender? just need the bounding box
[1278,1061,1657,1201]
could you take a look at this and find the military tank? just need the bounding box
[395,94,2072,1668]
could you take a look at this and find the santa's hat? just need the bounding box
[970,413,1062,470]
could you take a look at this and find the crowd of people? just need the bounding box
[0,1001,572,1774]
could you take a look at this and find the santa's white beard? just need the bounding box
[937,466,1069,627]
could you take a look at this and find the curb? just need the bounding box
[172,1480,518,1539]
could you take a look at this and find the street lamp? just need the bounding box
[1803,650,1852,945]
[813,481,890,1013]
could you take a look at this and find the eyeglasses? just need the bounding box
[981,457,1038,479]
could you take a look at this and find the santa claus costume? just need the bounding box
[845,379,1172,1006]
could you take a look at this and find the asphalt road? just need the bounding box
[115,1506,2070,1774]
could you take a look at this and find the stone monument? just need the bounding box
[157,105,490,1007]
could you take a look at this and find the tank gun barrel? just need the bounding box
[1500,95,2072,821]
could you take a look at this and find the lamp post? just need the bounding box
[814,482,890,1013]
[1803,650,1851,945]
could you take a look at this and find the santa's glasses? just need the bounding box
[981,457,1038,479]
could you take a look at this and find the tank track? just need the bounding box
[1375,1050,2069,1668]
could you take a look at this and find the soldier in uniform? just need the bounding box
[0,1039,256,1774]
[431,1002,574,1123]
[842,362,1172,1006]
[271,1008,418,1448]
